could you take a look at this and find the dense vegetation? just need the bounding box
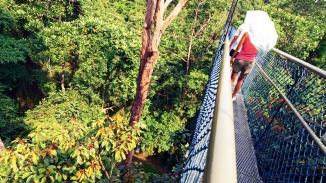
[0,0,325,182]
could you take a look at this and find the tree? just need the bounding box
[261,0,326,62]
[131,0,229,160]
[128,0,188,166]
[0,89,146,182]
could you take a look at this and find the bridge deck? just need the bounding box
[233,91,263,183]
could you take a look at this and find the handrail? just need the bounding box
[272,48,326,78]
[203,36,237,183]
[255,62,326,156]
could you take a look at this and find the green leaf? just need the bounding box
[84,149,90,160]
[38,168,46,174]
[30,166,37,173]
[101,140,107,148]
[55,173,62,181]
[62,174,67,180]
[121,151,126,160]
[115,151,121,162]
[77,155,83,165]
[41,176,46,183]
[26,175,33,183]
[22,172,32,179]
[90,148,96,159]
[94,141,99,149]
[71,149,78,158]
[49,176,54,182]
[32,153,39,165]
[44,158,50,166]
[70,176,78,180]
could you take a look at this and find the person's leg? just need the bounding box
[231,70,238,85]
[232,72,247,98]
[231,59,242,85]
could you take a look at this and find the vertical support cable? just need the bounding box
[203,36,237,183]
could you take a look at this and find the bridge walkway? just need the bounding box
[233,90,262,183]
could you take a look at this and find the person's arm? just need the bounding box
[230,25,244,48]
[229,36,238,49]
[230,32,248,65]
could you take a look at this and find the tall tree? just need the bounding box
[127,0,188,165]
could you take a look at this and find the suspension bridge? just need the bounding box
[180,1,326,183]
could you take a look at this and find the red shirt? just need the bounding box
[235,36,258,62]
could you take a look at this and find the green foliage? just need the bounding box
[0,35,31,64]
[3,1,325,181]
[0,85,29,146]
[134,0,228,156]
[233,0,326,66]
[0,7,16,34]
[312,35,326,68]
[0,89,145,182]
[0,0,226,164]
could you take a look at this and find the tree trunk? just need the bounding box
[307,32,326,63]
[126,0,188,166]
[183,0,210,101]
[69,60,78,84]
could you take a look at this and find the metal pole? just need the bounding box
[272,48,326,78]
[203,36,237,183]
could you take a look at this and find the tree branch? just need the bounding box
[140,0,158,61]
[98,154,110,180]
[193,15,211,39]
[162,0,188,34]
[152,0,164,50]
[163,0,172,11]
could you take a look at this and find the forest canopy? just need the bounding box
[0,0,325,182]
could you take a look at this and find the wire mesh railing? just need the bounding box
[180,0,239,182]
[242,49,326,183]
[180,33,225,183]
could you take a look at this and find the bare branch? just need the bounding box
[162,0,188,33]
[163,0,173,11]
[193,15,211,38]
[61,63,65,92]
[99,155,110,180]
[198,0,207,6]
[0,138,5,152]
[152,0,164,50]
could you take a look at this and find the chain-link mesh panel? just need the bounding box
[242,51,326,183]
[180,34,224,183]
[180,0,239,181]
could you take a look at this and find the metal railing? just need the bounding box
[180,33,237,183]
[203,36,236,183]
[180,0,238,181]
[242,48,326,182]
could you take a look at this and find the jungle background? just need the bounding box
[0,0,325,182]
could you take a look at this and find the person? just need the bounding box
[229,24,246,57]
[229,23,258,101]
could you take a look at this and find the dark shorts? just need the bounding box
[232,59,254,74]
